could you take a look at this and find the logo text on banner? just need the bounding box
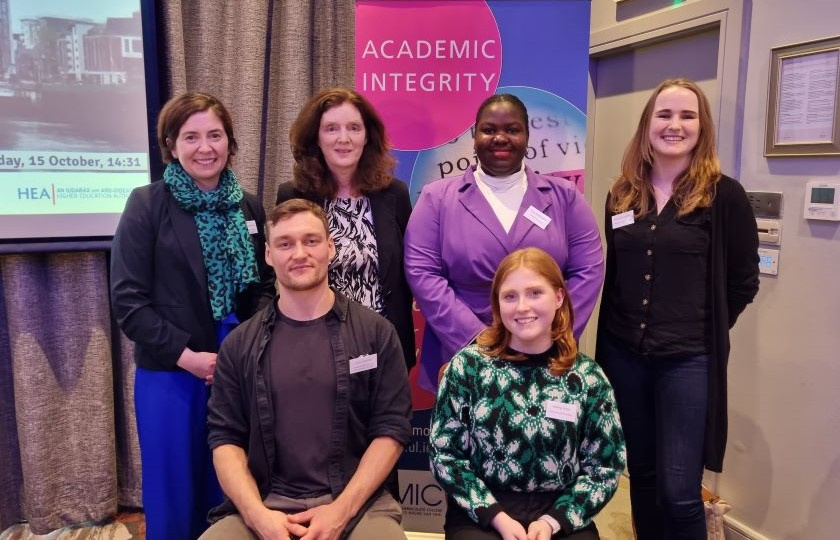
[355,1,501,151]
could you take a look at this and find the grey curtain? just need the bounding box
[0,0,354,534]
[161,0,355,200]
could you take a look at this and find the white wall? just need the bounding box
[722,1,840,538]
[589,0,840,538]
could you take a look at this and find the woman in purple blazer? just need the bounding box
[404,94,604,392]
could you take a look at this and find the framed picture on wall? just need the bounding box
[765,35,840,156]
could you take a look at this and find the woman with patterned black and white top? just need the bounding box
[430,248,625,540]
[276,87,415,369]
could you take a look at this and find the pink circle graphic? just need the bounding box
[355,1,502,151]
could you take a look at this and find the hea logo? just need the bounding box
[400,481,443,507]
[18,187,51,199]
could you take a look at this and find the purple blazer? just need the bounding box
[404,166,604,391]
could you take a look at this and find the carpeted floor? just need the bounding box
[1,477,633,539]
[0,510,144,540]
[593,473,634,540]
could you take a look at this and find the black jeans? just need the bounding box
[444,492,600,539]
[597,335,708,540]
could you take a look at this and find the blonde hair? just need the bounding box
[609,78,721,218]
[476,248,577,374]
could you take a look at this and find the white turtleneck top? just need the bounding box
[474,164,527,233]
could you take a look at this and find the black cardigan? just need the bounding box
[599,175,759,471]
[276,180,416,369]
[111,180,276,370]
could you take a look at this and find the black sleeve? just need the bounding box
[597,192,617,338]
[236,192,276,320]
[367,316,412,446]
[393,178,413,235]
[275,181,297,206]
[110,188,191,368]
[722,179,760,327]
[207,325,250,450]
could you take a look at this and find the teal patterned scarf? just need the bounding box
[164,162,259,321]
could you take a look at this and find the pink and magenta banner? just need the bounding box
[355,0,592,531]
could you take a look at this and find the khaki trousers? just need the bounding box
[199,490,405,540]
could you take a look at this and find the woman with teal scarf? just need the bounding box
[111,92,275,540]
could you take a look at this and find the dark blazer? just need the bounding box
[276,180,416,369]
[600,175,759,471]
[111,180,275,370]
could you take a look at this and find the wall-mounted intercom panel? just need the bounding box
[746,191,782,219]
[804,181,840,221]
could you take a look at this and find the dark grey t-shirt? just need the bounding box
[266,309,336,498]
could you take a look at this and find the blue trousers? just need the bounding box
[597,335,708,540]
[135,367,223,540]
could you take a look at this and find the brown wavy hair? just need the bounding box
[289,87,395,199]
[609,78,721,218]
[476,248,577,375]
[157,92,237,166]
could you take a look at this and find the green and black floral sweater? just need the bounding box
[430,344,626,534]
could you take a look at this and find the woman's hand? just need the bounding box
[526,519,553,540]
[176,347,217,383]
[491,512,529,540]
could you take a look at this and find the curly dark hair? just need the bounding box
[289,87,395,199]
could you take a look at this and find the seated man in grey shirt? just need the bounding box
[201,198,412,540]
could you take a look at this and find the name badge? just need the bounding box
[349,353,378,374]
[246,220,258,234]
[545,400,578,422]
[524,206,551,229]
[611,210,634,229]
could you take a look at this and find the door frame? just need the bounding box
[587,0,751,181]
[580,0,750,356]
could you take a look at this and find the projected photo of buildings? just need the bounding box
[0,0,148,152]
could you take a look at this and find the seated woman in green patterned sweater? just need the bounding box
[430,247,626,540]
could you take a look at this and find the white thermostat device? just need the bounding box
[804,181,840,220]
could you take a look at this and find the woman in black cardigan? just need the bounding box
[276,87,415,369]
[111,92,275,540]
[597,78,759,540]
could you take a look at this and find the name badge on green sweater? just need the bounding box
[545,400,578,422]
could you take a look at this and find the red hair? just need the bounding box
[476,248,577,374]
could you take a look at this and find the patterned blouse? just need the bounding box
[430,344,626,533]
[324,196,384,314]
